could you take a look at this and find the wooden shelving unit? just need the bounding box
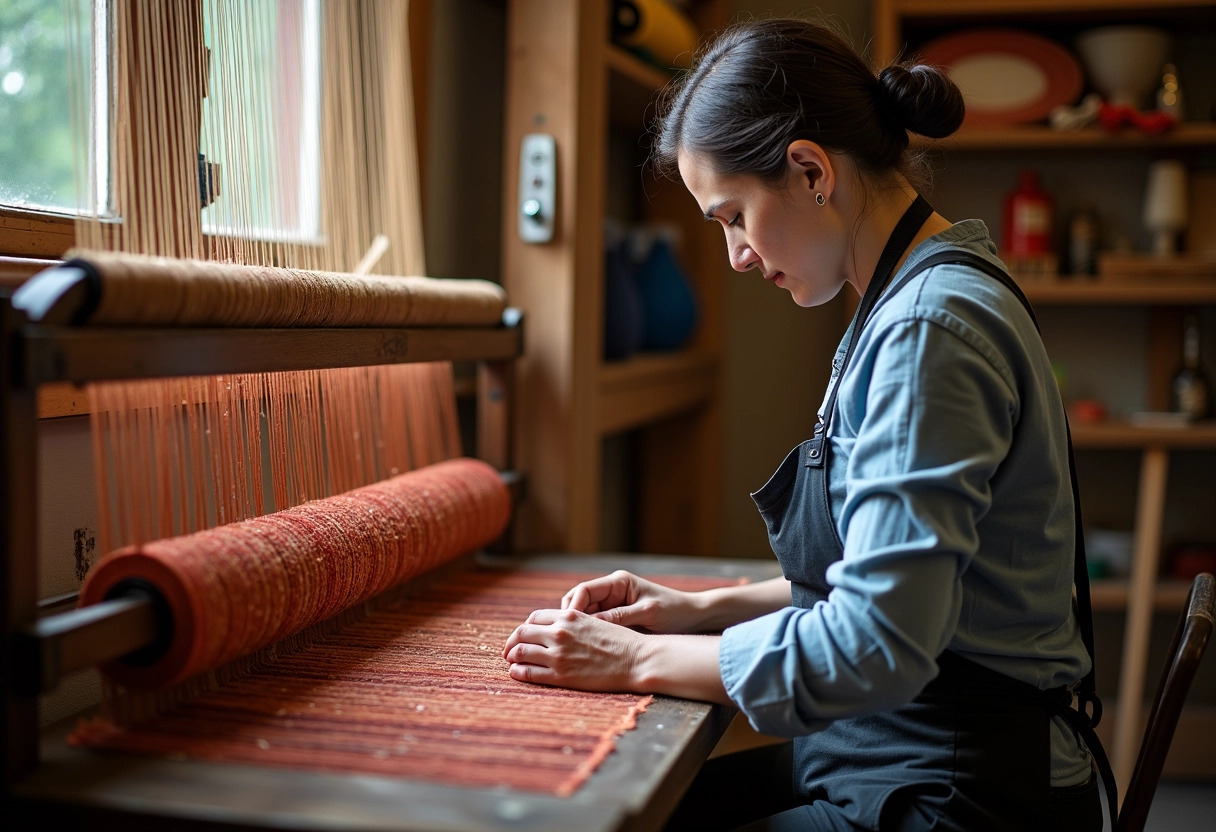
[597,351,719,436]
[1020,279,1216,305]
[876,0,1216,794]
[501,0,726,556]
[915,122,1216,151]
[1091,578,1193,612]
[1071,420,1216,448]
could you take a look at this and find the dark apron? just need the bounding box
[749,197,1110,831]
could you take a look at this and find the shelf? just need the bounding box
[1070,420,1216,449]
[890,0,1216,18]
[913,123,1216,152]
[605,45,674,132]
[597,350,718,435]
[1019,279,1216,305]
[1090,577,1194,612]
[605,45,671,93]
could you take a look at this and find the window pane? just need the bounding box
[200,0,321,241]
[0,0,93,213]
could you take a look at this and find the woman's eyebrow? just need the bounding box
[703,200,727,221]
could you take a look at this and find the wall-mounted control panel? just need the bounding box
[518,133,556,244]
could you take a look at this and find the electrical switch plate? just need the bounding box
[518,133,556,243]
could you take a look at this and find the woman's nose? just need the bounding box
[729,240,758,273]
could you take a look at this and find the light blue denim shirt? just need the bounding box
[719,220,1093,786]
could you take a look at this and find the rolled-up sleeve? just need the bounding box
[720,311,1019,737]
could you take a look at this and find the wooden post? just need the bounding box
[2,300,40,784]
[1113,446,1170,795]
[501,0,606,552]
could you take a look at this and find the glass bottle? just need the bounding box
[1156,64,1184,120]
[1172,314,1212,421]
[1067,205,1099,277]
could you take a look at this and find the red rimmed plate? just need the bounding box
[919,28,1084,128]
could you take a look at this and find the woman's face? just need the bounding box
[677,147,848,307]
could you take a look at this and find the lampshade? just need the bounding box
[1143,159,1188,256]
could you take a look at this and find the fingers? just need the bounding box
[562,584,590,612]
[503,640,549,667]
[500,609,580,660]
[507,661,559,686]
[562,571,637,613]
[593,603,642,627]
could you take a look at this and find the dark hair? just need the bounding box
[653,18,964,189]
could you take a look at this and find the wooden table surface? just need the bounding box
[9,552,784,832]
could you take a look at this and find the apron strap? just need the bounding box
[808,194,934,468]
[910,250,1117,831]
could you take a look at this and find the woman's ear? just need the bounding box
[786,140,834,203]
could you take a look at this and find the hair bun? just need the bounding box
[878,64,965,139]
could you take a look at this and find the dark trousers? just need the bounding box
[663,743,1102,832]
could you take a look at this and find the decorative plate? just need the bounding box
[919,28,1084,127]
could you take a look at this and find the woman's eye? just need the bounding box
[727,213,741,227]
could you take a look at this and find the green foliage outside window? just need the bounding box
[0,0,91,213]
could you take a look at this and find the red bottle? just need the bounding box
[1003,170,1054,257]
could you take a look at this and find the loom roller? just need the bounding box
[12,252,526,698]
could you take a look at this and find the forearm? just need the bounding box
[688,576,792,631]
[635,634,732,704]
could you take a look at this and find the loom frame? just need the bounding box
[0,286,781,831]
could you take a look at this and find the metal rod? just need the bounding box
[17,595,160,696]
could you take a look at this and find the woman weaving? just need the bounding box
[503,18,1107,831]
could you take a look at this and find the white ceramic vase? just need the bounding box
[1076,26,1171,110]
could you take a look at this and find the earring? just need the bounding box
[815,192,826,206]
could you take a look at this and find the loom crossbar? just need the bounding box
[19,322,523,387]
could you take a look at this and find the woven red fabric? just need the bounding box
[71,568,738,796]
[77,458,511,690]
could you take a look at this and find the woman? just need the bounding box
[503,18,1105,831]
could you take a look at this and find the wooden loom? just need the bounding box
[0,258,781,832]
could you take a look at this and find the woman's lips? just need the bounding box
[765,271,785,285]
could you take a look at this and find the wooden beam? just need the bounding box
[1113,447,1171,795]
[21,323,523,387]
[1,302,40,780]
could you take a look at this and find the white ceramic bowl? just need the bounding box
[1075,26,1171,109]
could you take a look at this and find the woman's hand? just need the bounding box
[561,570,704,634]
[502,609,731,703]
[502,608,646,691]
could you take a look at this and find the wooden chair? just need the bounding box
[1116,572,1215,832]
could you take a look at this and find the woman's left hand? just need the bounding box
[503,608,646,692]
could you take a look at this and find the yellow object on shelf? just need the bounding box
[611,0,698,69]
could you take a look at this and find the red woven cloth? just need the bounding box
[72,567,738,796]
[78,458,511,689]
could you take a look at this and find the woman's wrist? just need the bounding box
[634,634,730,704]
[686,578,791,632]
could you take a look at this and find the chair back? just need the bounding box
[1116,572,1215,832]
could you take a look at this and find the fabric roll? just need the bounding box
[78,457,511,690]
[64,249,508,328]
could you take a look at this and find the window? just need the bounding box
[0,0,323,248]
[200,0,322,242]
[0,0,104,216]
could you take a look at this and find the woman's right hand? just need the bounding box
[562,570,704,634]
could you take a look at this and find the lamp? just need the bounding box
[1143,160,1188,256]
